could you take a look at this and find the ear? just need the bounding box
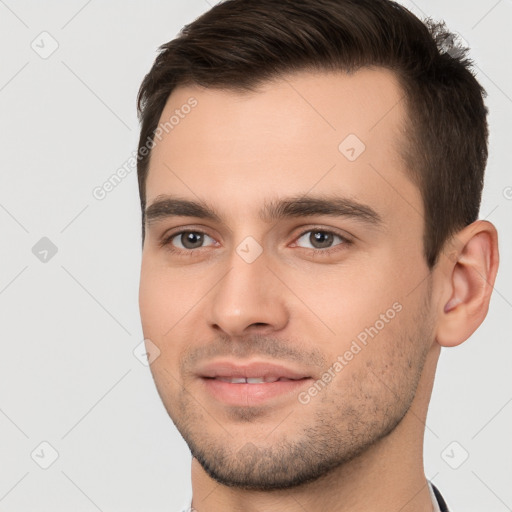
[435,220,499,347]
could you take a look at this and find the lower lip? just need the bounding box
[201,377,312,406]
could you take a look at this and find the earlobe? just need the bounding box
[435,220,499,347]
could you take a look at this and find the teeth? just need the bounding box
[246,377,266,384]
[217,377,247,383]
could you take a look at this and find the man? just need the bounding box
[136,0,499,510]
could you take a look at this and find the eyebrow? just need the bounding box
[144,194,383,228]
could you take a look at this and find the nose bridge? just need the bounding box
[208,240,288,335]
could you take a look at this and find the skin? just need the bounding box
[138,68,499,511]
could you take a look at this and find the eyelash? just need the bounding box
[159,227,353,257]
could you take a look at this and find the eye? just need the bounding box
[294,229,350,252]
[160,227,351,257]
[163,230,217,251]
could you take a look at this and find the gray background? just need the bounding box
[0,0,510,510]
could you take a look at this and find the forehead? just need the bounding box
[145,67,421,225]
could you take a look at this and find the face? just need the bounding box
[139,68,437,490]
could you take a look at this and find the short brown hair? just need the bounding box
[136,0,488,269]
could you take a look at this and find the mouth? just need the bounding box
[210,376,304,384]
[196,360,313,406]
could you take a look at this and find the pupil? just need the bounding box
[311,231,332,248]
[183,232,203,249]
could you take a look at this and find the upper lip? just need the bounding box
[197,360,311,380]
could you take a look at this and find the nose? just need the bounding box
[207,246,289,337]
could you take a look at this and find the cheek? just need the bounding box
[316,307,422,415]
[139,271,182,395]
[295,266,402,335]
[139,262,205,374]
[138,267,167,337]
[139,259,197,336]
[286,263,416,383]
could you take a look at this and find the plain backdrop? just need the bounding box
[0,0,510,511]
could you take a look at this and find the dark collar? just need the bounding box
[431,482,450,512]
